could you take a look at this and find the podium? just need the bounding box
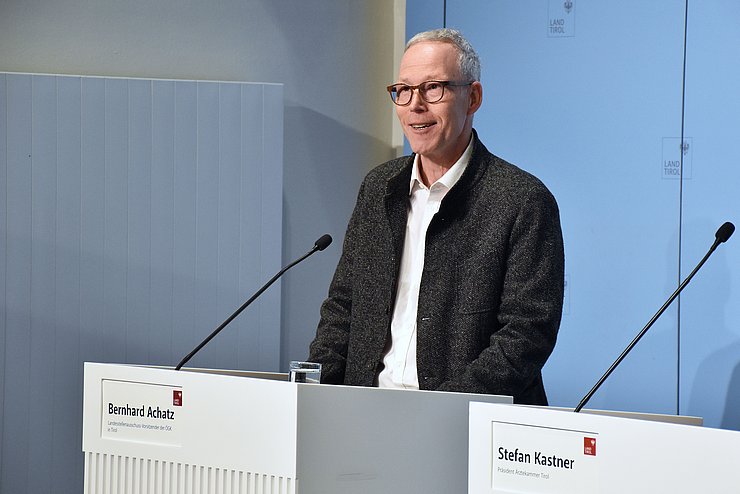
[468,401,740,493]
[82,362,511,493]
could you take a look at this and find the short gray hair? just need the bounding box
[406,28,481,82]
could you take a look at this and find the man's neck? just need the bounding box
[417,132,474,187]
[418,158,451,187]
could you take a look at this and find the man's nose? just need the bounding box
[408,88,427,110]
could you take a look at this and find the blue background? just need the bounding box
[409,0,740,428]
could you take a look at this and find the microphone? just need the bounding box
[314,234,332,251]
[574,222,734,413]
[175,234,333,371]
[714,221,735,246]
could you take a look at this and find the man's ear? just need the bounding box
[468,81,483,115]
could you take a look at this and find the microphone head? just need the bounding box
[716,222,735,244]
[314,234,333,251]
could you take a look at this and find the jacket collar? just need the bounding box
[385,129,488,201]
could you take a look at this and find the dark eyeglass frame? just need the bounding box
[386,80,474,106]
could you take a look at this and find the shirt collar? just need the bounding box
[409,135,475,195]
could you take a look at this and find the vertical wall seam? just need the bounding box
[26,74,34,493]
[50,75,60,491]
[170,83,177,366]
[0,73,7,493]
[677,0,690,416]
[238,85,244,370]
[149,80,153,363]
[148,80,154,364]
[76,76,84,492]
[194,82,200,357]
[102,79,107,367]
[125,80,131,363]
[217,84,222,349]
[77,78,83,375]
[260,85,265,367]
[28,76,36,493]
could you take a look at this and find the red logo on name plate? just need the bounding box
[173,390,183,407]
[584,437,596,456]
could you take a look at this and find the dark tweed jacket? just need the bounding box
[308,132,564,405]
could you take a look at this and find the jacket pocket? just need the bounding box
[455,261,501,315]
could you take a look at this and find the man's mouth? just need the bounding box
[410,123,434,130]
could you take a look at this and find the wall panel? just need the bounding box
[2,73,33,493]
[0,72,6,488]
[29,74,58,494]
[680,0,740,429]
[0,73,283,492]
[150,80,176,365]
[54,74,84,488]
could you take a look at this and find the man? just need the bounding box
[308,29,564,405]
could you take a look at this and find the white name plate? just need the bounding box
[491,421,599,493]
[101,379,183,447]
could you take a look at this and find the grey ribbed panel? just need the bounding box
[83,453,295,494]
[0,73,284,494]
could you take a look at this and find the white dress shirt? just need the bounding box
[377,139,474,389]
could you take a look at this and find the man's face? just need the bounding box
[395,41,482,168]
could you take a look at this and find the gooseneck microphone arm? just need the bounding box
[175,234,333,371]
[574,222,735,413]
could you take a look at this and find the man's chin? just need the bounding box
[405,139,435,157]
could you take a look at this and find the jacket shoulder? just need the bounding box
[471,151,557,210]
[363,155,412,184]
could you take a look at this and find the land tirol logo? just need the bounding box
[583,437,596,456]
[173,390,183,407]
[548,0,576,37]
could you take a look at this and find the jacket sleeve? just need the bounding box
[307,180,366,384]
[436,184,565,403]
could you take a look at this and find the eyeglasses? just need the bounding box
[386,80,473,106]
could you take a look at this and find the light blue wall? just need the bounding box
[679,0,740,429]
[407,0,740,428]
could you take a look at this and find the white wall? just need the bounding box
[0,0,402,369]
[0,1,402,492]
